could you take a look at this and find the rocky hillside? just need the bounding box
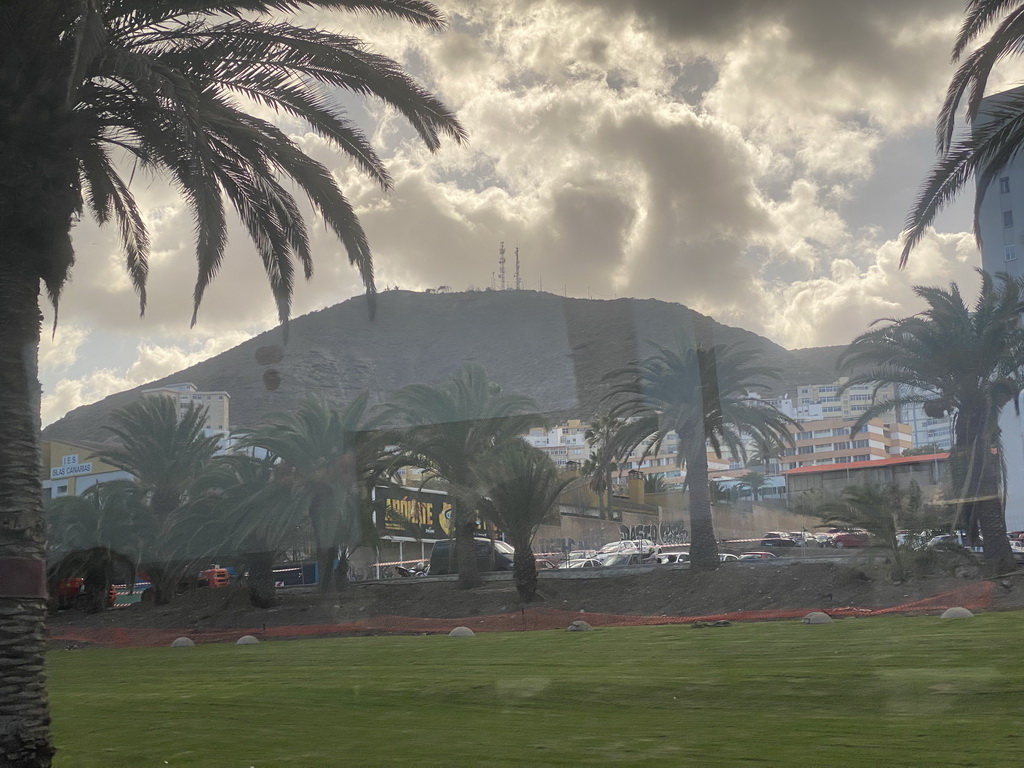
[42,290,843,443]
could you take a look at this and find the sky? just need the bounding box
[37,0,1024,426]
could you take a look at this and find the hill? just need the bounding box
[42,290,844,442]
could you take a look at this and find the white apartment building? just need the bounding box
[141,382,231,445]
[524,420,729,491]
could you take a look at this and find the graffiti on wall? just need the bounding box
[619,522,689,544]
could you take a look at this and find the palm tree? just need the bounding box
[189,454,307,608]
[242,394,385,596]
[815,482,950,582]
[606,333,799,570]
[642,473,669,495]
[0,4,462,761]
[584,414,628,519]
[46,486,142,612]
[480,441,576,602]
[902,1,1024,264]
[384,365,542,589]
[737,471,768,502]
[838,272,1024,573]
[91,398,221,604]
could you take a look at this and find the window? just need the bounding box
[798,445,814,454]
[852,439,869,449]
[832,427,850,436]
[1006,245,1017,262]
[1001,176,1011,193]
[796,431,813,440]
[1004,210,1014,228]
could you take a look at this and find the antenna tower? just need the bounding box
[498,242,506,291]
[514,245,522,290]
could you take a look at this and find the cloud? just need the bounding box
[42,0,1001,424]
[41,333,253,427]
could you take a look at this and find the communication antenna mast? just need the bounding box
[514,245,522,291]
[498,242,506,291]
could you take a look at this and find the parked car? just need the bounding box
[788,531,818,546]
[595,539,655,563]
[739,551,778,560]
[566,558,603,569]
[564,549,597,566]
[830,531,870,548]
[535,556,559,570]
[601,552,646,567]
[428,537,515,575]
[719,553,740,562]
[760,533,797,547]
[654,551,689,565]
[646,544,690,564]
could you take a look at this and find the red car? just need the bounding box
[831,531,870,548]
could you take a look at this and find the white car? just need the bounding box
[595,539,655,563]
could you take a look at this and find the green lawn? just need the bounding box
[49,613,1024,767]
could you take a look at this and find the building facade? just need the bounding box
[141,382,231,444]
[41,439,134,500]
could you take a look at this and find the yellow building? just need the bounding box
[41,439,134,500]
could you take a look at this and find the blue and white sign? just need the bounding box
[51,454,93,479]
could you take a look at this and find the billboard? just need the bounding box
[372,486,497,541]
[373,486,454,540]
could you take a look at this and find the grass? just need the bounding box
[48,613,1024,767]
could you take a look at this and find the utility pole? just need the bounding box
[498,242,506,291]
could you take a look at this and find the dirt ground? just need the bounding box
[46,557,1024,635]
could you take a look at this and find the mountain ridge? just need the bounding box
[42,290,846,443]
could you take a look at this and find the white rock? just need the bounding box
[448,626,475,637]
[170,637,195,647]
[236,635,259,645]
[941,606,974,619]
[567,620,593,632]
[801,612,834,625]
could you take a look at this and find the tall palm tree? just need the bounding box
[902,0,1024,263]
[91,398,222,604]
[737,471,768,502]
[584,414,627,519]
[242,394,385,595]
[0,4,462,762]
[384,364,542,589]
[606,333,799,570]
[480,441,576,602]
[838,272,1024,573]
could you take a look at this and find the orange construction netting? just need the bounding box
[48,581,993,649]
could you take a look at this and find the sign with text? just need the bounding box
[372,487,498,541]
[50,454,93,480]
[373,486,453,540]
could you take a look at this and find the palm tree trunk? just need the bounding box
[687,436,719,571]
[245,551,277,609]
[512,546,538,602]
[315,546,337,594]
[454,498,481,590]
[0,261,54,766]
[953,413,1015,574]
[604,466,613,520]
